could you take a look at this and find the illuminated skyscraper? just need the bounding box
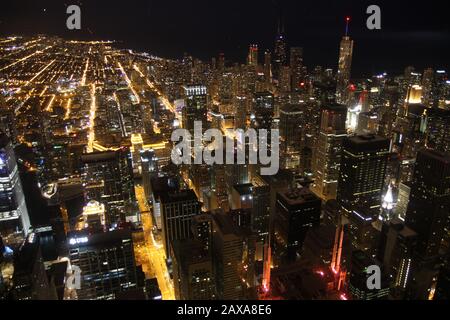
[278,66,291,93]
[218,53,225,72]
[279,103,305,170]
[379,219,417,298]
[182,85,208,135]
[171,239,216,300]
[160,189,201,258]
[233,95,248,130]
[405,149,450,259]
[337,135,390,254]
[348,250,390,300]
[0,95,17,146]
[311,104,347,200]
[140,149,157,199]
[263,50,272,86]
[290,47,304,91]
[251,176,270,253]
[423,108,450,153]
[336,17,354,104]
[273,21,287,81]
[67,229,143,300]
[81,148,137,226]
[433,70,449,108]
[247,44,258,67]
[212,210,245,299]
[421,68,434,107]
[0,134,30,245]
[402,149,450,299]
[338,135,391,221]
[191,213,213,252]
[252,91,274,132]
[395,182,411,221]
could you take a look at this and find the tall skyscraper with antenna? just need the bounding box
[336,17,354,104]
[273,19,287,82]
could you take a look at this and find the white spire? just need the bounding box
[382,184,394,210]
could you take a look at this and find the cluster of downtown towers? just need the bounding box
[0,23,449,301]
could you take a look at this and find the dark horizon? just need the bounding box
[1,0,449,77]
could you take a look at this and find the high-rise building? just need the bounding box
[279,103,305,170]
[273,23,287,81]
[273,187,321,263]
[433,70,449,108]
[338,135,391,220]
[311,104,347,200]
[395,182,411,221]
[182,85,208,135]
[67,229,143,300]
[218,53,225,72]
[211,163,229,211]
[250,175,271,259]
[0,134,30,245]
[247,44,258,67]
[212,210,249,300]
[140,149,157,199]
[130,134,144,175]
[0,95,17,145]
[423,108,450,154]
[337,137,390,255]
[149,175,180,231]
[379,218,417,298]
[191,213,213,253]
[233,95,248,130]
[81,148,137,226]
[405,149,450,259]
[171,239,216,300]
[252,91,274,132]
[348,250,390,300]
[263,50,272,86]
[394,149,450,299]
[278,66,291,93]
[435,256,450,300]
[421,68,434,107]
[290,47,304,91]
[160,189,201,258]
[11,233,57,300]
[336,17,354,104]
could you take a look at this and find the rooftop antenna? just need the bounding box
[345,16,351,37]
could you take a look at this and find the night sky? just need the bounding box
[1,0,449,77]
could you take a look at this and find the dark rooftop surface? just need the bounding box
[233,183,253,195]
[159,189,198,204]
[278,187,320,206]
[343,134,391,153]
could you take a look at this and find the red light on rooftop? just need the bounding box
[346,16,351,22]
